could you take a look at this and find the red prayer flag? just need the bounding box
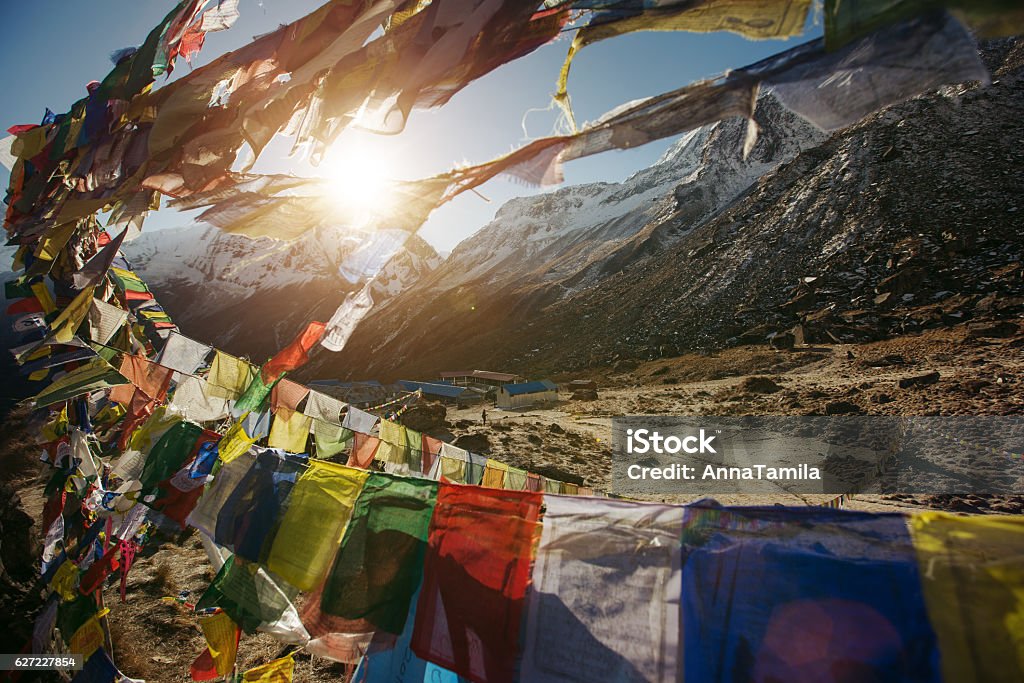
[79,547,120,595]
[6,297,44,315]
[347,433,380,470]
[7,123,38,135]
[190,648,219,682]
[422,435,444,474]
[261,321,326,383]
[117,389,157,451]
[412,486,542,683]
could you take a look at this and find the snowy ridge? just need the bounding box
[421,94,827,295]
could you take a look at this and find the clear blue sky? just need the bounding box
[0,0,821,252]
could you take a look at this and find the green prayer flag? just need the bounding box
[313,419,352,458]
[196,555,294,634]
[32,357,129,407]
[320,473,438,634]
[234,371,276,414]
[5,276,36,300]
[138,421,203,496]
[57,594,98,640]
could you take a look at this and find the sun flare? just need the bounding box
[319,141,396,219]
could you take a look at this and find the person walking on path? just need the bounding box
[481,408,487,425]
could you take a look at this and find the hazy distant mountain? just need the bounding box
[124,224,442,362]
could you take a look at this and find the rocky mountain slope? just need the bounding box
[124,224,442,362]
[305,38,1024,381]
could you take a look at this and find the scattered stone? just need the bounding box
[768,332,795,350]
[824,400,863,415]
[737,376,783,394]
[871,393,894,404]
[400,401,448,433]
[453,433,491,453]
[548,423,564,434]
[613,359,639,372]
[897,372,941,389]
[967,322,1020,339]
[962,379,991,394]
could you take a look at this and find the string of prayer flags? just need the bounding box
[265,461,369,591]
[412,486,543,683]
[321,474,438,634]
[521,496,684,683]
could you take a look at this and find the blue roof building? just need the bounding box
[496,379,558,409]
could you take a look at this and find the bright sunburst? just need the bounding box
[319,139,396,221]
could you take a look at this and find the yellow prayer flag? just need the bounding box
[34,220,79,263]
[266,461,369,591]
[198,611,240,676]
[49,560,80,602]
[208,351,257,399]
[909,512,1024,682]
[440,455,466,483]
[69,608,110,660]
[267,410,312,453]
[482,460,509,489]
[556,0,811,126]
[243,655,295,683]
[30,281,56,313]
[38,405,69,443]
[218,419,257,464]
[48,286,96,344]
[126,406,183,454]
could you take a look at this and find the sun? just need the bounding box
[318,139,396,221]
